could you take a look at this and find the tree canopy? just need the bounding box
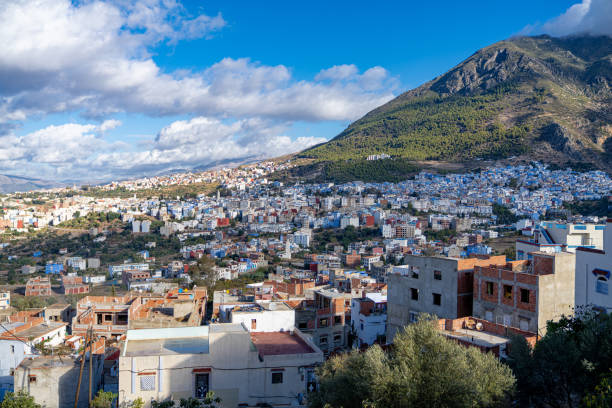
[309,316,515,408]
[508,309,612,407]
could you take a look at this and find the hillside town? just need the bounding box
[0,161,610,407]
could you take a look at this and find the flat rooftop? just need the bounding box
[123,326,210,356]
[19,356,78,369]
[315,289,345,298]
[232,302,292,313]
[2,321,66,340]
[250,332,315,356]
[124,337,209,356]
[46,303,71,310]
[441,328,509,348]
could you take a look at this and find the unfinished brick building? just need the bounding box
[25,276,52,296]
[473,251,575,335]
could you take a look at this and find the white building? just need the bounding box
[543,222,604,251]
[340,216,359,229]
[0,319,67,398]
[228,302,295,332]
[293,229,311,248]
[132,220,141,233]
[109,263,149,277]
[118,325,323,407]
[67,257,87,271]
[381,224,394,238]
[83,275,106,284]
[516,221,606,260]
[575,219,612,312]
[351,293,387,347]
[87,258,101,269]
[141,220,151,233]
[0,292,9,310]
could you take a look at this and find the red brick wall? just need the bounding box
[533,255,553,275]
[516,273,538,285]
[480,280,499,304]
[457,271,473,294]
[456,294,473,317]
[515,287,536,312]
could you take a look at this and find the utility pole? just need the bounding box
[88,326,93,407]
[74,328,90,408]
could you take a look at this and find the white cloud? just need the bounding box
[99,119,122,132]
[0,0,397,124]
[0,117,327,180]
[0,123,112,178]
[526,0,612,37]
[0,0,400,181]
[315,65,360,81]
[93,116,327,176]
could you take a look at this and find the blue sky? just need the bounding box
[0,0,608,182]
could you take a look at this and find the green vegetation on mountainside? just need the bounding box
[305,86,531,162]
[299,35,612,173]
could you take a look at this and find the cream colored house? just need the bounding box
[118,324,323,407]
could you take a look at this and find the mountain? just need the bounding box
[0,174,65,193]
[300,35,612,176]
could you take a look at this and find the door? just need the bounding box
[503,314,512,327]
[195,373,209,399]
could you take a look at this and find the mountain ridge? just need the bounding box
[300,35,612,176]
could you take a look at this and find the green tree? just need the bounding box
[584,370,612,408]
[189,255,218,289]
[508,310,612,407]
[150,392,221,408]
[91,390,117,408]
[1,391,41,408]
[309,316,515,408]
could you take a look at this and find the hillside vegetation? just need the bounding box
[301,35,612,174]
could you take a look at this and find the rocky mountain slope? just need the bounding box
[0,174,64,193]
[301,35,612,173]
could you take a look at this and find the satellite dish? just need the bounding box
[476,322,484,331]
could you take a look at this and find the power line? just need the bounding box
[0,321,39,350]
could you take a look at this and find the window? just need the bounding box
[319,335,328,345]
[434,270,442,280]
[411,288,419,301]
[596,278,609,295]
[29,375,36,383]
[251,319,257,330]
[195,373,209,398]
[10,345,15,353]
[503,285,513,300]
[272,372,283,384]
[104,314,112,322]
[411,267,420,279]
[298,322,307,330]
[334,315,342,325]
[334,334,342,344]
[520,289,530,303]
[409,311,419,323]
[486,282,494,296]
[319,318,328,328]
[139,374,155,391]
[433,293,441,306]
[360,322,364,330]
